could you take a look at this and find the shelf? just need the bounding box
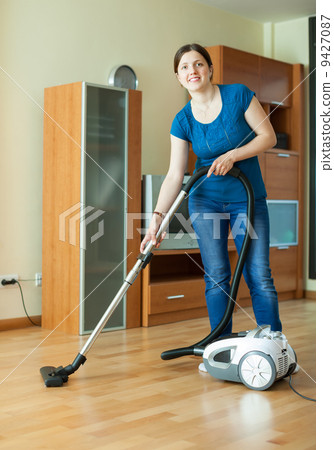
[152,248,201,256]
[149,273,203,285]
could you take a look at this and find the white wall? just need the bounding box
[0,0,265,320]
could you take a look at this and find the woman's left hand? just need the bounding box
[207,150,237,177]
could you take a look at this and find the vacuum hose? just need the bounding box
[160,165,255,360]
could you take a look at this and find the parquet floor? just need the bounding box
[0,299,316,449]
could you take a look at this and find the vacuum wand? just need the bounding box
[40,168,210,387]
[79,168,215,357]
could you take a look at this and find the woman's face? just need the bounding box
[176,50,213,91]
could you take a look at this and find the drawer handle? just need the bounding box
[277,246,290,250]
[277,153,290,158]
[167,294,185,300]
[272,101,283,106]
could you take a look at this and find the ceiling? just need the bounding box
[193,0,316,23]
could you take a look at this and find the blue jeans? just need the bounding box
[188,196,282,335]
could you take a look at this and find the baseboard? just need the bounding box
[0,316,41,331]
[304,290,316,300]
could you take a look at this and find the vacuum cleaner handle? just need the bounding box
[161,166,255,360]
[182,166,240,193]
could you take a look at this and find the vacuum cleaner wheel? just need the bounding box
[238,351,276,391]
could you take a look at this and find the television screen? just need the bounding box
[142,174,198,250]
[168,192,194,235]
[267,200,298,247]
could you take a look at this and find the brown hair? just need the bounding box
[173,43,213,75]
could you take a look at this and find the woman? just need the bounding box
[140,44,282,365]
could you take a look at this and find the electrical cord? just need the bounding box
[15,280,40,327]
[1,278,40,327]
[288,374,316,402]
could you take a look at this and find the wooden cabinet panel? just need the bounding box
[206,45,223,85]
[270,246,297,293]
[42,82,82,335]
[207,46,260,94]
[259,57,292,106]
[264,152,299,199]
[221,47,260,94]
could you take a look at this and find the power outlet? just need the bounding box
[0,274,19,288]
[35,273,42,287]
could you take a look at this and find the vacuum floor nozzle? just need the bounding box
[40,353,86,387]
[40,366,65,387]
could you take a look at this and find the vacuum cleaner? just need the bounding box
[201,325,297,390]
[159,166,297,391]
[40,166,296,389]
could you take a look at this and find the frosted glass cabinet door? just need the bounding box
[80,85,127,334]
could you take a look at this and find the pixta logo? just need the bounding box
[59,202,106,249]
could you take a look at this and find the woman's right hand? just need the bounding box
[140,214,166,253]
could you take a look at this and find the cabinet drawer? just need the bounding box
[148,278,206,315]
[270,246,297,293]
[265,152,298,199]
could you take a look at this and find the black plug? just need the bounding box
[1,279,17,286]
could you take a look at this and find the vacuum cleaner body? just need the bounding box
[203,325,297,390]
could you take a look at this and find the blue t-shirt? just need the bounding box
[170,83,267,202]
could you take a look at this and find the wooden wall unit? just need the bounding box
[142,45,304,327]
[42,82,142,334]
